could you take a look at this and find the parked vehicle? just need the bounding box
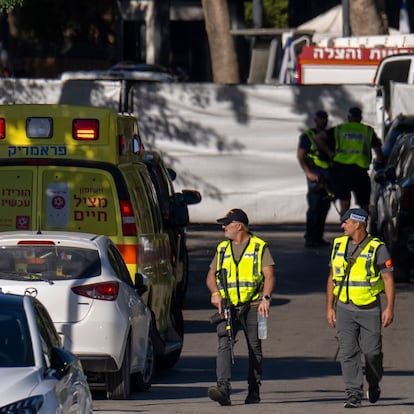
[370,133,414,282]
[60,62,179,83]
[270,32,414,85]
[369,114,414,232]
[0,292,93,413]
[0,231,154,399]
[0,104,183,370]
[382,113,414,159]
[138,150,201,303]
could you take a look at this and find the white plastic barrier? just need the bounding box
[0,79,377,223]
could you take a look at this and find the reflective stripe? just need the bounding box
[226,281,259,289]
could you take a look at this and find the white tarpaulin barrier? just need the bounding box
[0,79,377,224]
[131,83,377,223]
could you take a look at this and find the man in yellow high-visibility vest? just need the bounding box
[206,208,275,406]
[315,107,384,217]
[297,110,332,247]
[326,208,395,408]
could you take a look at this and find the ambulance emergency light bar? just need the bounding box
[0,117,99,140]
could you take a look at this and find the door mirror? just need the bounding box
[182,189,202,205]
[50,346,74,379]
[134,272,148,296]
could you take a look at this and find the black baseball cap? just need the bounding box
[340,208,369,224]
[217,208,249,226]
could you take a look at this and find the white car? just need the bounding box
[0,231,154,399]
[0,292,93,413]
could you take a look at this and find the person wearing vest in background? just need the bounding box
[297,110,332,248]
[315,107,384,217]
[206,208,275,406]
[326,208,395,408]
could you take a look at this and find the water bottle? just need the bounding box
[257,312,268,340]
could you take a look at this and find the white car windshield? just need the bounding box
[0,247,100,281]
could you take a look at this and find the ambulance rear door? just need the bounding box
[37,165,120,235]
[0,164,122,235]
[0,166,36,231]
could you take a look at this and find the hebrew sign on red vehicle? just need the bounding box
[297,46,414,84]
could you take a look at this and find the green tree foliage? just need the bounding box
[244,0,289,28]
[0,0,22,11]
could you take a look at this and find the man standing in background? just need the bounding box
[297,110,332,248]
[315,107,384,217]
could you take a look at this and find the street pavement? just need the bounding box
[93,223,414,414]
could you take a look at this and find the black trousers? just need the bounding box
[305,180,331,243]
[215,303,262,386]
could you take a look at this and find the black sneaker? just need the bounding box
[208,382,231,406]
[367,385,381,403]
[344,396,361,408]
[245,387,261,404]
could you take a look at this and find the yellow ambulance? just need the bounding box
[0,103,183,368]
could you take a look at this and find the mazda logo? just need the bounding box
[25,287,38,297]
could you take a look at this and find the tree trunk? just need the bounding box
[349,0,389,35]
[201,0,239,83]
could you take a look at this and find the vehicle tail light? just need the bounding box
[72,119,99,140]
[72,281,119,301]
[120,200,137,236]
[17,240,56,245]
[400,188,414,210]
[0,118,5,139]
[119,134,126,155]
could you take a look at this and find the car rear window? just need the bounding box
[0,246,101,281]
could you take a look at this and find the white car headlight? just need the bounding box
[0,395,44,413]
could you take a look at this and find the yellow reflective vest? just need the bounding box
[331,235,385,306]
[215,235,266,306]
[333,122,375,169]
[304,129,330,169]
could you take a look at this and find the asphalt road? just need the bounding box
[93,223,414,414]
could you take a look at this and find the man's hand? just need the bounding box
[211,292,223,315]
[326,307,336,328]
[306,171,319,183]
[258,299,270,317]
[382,306,394,328]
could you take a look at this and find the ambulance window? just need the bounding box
[377,59,411,111]
[140,171,163,233]
[125,168,154,234]
[107,244,132,286]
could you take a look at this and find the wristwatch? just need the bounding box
[262,295,271,302]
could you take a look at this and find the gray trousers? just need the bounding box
[336,301,383,399]
[215,304,262,386]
